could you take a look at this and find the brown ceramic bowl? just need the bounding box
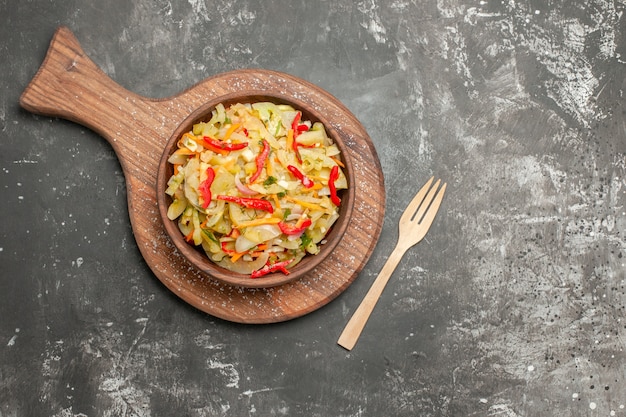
[156,92,355,288]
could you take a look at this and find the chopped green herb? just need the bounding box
[264,176,277,186]
[300,233,312,248]
[201,228,218,243]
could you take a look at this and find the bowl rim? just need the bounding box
[156,91,356,288]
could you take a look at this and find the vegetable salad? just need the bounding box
[165,102,348,278]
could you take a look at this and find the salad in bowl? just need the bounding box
[161,100,349,283]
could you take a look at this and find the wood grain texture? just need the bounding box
[19,26,386,323]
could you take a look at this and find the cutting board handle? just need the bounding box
[19,26,179,168]
[22,27,128,137]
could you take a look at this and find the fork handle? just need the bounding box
[337,243,408,350]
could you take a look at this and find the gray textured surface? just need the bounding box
[2,0,626,416]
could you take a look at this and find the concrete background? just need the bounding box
[1,0,625,415]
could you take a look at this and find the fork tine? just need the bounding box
[411,178,442,223]
[400,176,434,224]
[417,182,446,229]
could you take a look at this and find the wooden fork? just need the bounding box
[337,177,447,351]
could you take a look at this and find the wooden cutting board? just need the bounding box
[20,26,386,323]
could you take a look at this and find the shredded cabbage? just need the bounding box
[165,102,348,277]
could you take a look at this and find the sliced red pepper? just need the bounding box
[250,139,269,183]
[251,259,294,278]
[217,195,274,213]
[292,140,302,163]
[220,241,236,255]
[291,112,302,137]
[198,167,215,209]
[202,136,248,154]
[287,165,314,188]
[290,112,305,163]
[329,165,341,206]
[279,218,312,235]
[291,112,309,136]
[298,143,320,149]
